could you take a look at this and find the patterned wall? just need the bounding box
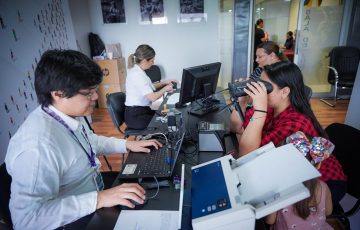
[0,0,76,163]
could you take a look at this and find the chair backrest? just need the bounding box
[304,85,312,101]
[325,123,360,199]
[106,92,126,134]
[0,163,13,228]
[145,65,161,83]
[328,46,360,84]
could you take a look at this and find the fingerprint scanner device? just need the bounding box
[198,121,225,152]
[191,143,321,230]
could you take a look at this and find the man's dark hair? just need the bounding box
[35,49,103,106]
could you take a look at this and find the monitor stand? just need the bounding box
[189,100,220,117]
[189,83,220,116]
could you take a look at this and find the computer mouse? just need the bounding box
[130,197,148,210]
[146,145,157,152]
[118,197,148,210]
[131,197,148,206]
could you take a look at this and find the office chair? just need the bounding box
[304,84,312,101]
[325,123,360,230]
[106,92,143,137]
[0,163,13,230]
[106,92,144,169]
[145,65,161,83]
[320,46,360,107]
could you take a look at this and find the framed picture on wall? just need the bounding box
[178,0,207,23]
[101,0,126,24]
[139,0,167,25]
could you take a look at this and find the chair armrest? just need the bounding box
[327,66,339,80]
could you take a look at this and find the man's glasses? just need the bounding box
[77,87,99,100]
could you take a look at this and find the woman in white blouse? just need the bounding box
[125,44,175,129]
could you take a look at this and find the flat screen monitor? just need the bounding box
[177,62,221,116]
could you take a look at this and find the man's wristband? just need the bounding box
[254,109,267,114]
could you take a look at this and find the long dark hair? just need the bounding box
[294,179,319,219]
[263,61,326,137]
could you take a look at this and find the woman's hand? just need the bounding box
[264,32,269,41]
[162,83,174,93]
[237,95,251,109]
[163,79,177,85]
[126,139,162,153]
[243,81,268,111]
[96,183,146,209]
[234,78,252,109]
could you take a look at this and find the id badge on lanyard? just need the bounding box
[42,106,105,191]
[93,166,104,191]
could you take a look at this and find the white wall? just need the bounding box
[0,0,77,163]
[68,0,92,57]
[87,0,220,82]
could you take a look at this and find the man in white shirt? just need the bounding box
[5,49,161,230]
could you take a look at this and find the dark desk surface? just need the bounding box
[85,94,266,230]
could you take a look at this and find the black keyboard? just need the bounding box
[119,119,185,179]
[141,147,171,176]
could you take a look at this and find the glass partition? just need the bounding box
[296,0,344,94]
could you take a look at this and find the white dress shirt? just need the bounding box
[125,64,155,107]
[5,105,127,230]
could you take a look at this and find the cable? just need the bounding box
[142,132,168,145]
[202,88,229,102]
[146,176,160,200]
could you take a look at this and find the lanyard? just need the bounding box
[42,106,96,167]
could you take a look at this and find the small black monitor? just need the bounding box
[177,62,221,116]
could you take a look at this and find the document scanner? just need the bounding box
[191,143,321,230]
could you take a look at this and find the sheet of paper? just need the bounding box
[114,210,179,230]
[166,93,180,104]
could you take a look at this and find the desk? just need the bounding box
[85,94,266,230]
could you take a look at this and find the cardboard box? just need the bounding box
[97,83,125,108]
[95,58,126,85]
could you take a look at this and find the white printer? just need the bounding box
[191,143,321,230]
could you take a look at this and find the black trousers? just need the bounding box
[125,106,155,130]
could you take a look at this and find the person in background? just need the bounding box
[254,18,269,69]
[125,44,176,130]
[251,41,287,80]
[230,61,347,204]
[266,132,333,230]
[231,41,286,131]
[280,31,294,50]
[5,49,162,230]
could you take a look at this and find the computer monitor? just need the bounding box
[177,62,221,116]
